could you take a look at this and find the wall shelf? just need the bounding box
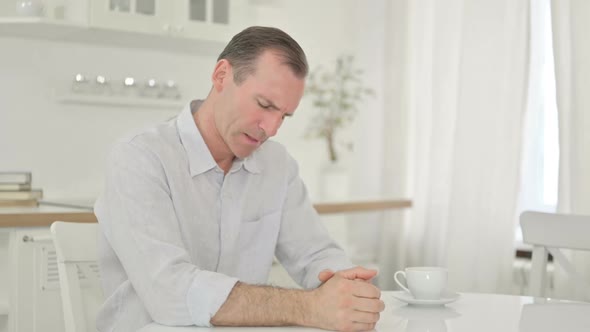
[0,17,225,56]
[54,91,184,110]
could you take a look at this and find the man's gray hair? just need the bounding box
[217,26,308,84]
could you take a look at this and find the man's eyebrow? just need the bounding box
[257,95,294,117]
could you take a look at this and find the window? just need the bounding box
[517,0,559,242]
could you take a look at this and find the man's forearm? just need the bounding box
[210,282,314,327]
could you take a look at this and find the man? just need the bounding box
[95,26,384,332]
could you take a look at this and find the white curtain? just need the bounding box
[401,0,530,293]
[550,0,590,301]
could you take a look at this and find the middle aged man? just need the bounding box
[95,26,384,332]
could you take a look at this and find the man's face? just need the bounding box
[213,51,305,159]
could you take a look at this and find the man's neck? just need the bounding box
[192,99,235,174]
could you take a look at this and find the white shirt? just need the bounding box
[94,100,353,331]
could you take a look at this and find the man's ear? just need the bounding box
[212,59,232,92]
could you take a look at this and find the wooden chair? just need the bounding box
[50,221,102,332]
[520,211,590,298]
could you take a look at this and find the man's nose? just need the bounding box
[258,112,283,138]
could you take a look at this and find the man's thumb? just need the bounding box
[318,269,335,283]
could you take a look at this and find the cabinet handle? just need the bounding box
[174,25,185,33]
[162,23,171,32]
[22,235,52,243]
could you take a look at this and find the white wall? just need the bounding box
[0,37,211,201]
[0,0,391,203]
[0,1,413,293]
[249,0,364,200]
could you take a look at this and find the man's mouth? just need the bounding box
[244,133,261,144]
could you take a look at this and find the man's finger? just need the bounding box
[353,297,386,313]
[318,269,335,283]
[337,267,378,281]
[352,280,381,299]
[350,310,381,324]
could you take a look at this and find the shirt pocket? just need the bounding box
[239,210,282,243]
[238,206,282,259]
[237,210,282,277]
[243,208,282,223]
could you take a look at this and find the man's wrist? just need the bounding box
[291,289,316,327]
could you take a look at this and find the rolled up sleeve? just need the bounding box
[186,271,238,326]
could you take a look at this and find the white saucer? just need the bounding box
[392,291,461,306]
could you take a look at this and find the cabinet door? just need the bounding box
[0,230,12,332]
[89,0,172,35]
[13,228,65,332]
[170,0,252,43]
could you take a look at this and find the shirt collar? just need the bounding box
[242,150,261,174]
[176,100,261,176]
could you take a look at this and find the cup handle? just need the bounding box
[394,271,410,293]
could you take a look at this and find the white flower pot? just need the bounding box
[319,161,349,200]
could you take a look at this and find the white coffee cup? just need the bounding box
[394,266,448,300]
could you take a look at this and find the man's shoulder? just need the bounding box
[118,118,180,152]
[109,118,182,163]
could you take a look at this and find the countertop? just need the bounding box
[0,199,412,227]
[0,202,96,227]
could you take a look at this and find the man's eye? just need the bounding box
[258,102,271,109]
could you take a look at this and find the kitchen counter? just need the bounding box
[0,204,96,227]
[0,199,411,227]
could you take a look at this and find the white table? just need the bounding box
[138,291,590,332]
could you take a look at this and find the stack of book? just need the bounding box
[0,172,43,207]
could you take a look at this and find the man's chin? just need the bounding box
[231,139,266,159]
[232,148,256,160]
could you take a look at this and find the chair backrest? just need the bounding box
[520,211,590,298]
[50,221,102,332]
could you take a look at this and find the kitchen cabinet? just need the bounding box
[0,206,96,332]
[89,0,249,43]
[172,0,247,42]
[1,227,64,332]
[0,230,9,332]
[0,0,253,55]
[89,0,171,35]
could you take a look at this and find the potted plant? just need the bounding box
[305,55,374,163]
